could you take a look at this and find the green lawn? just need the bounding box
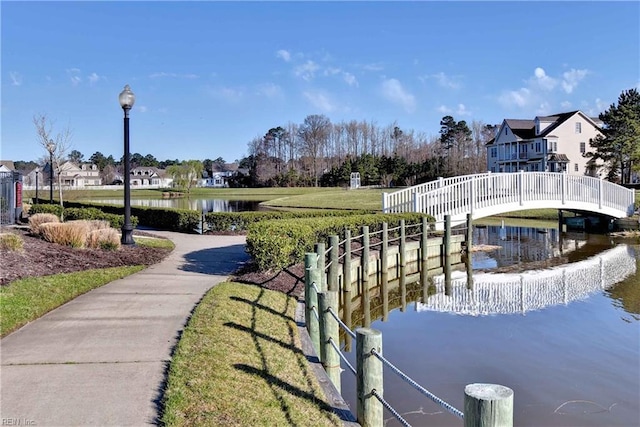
[263,188,385,210]
[162,282,342,426]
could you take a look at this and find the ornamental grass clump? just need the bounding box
[86,228,121,250]
[0,233,24,252]
[39,221,89,248]
[29,213,60,235]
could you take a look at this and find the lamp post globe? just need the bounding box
[119,84,136,245]
[46,140,56,203]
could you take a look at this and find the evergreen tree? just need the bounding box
[586,88,640,183]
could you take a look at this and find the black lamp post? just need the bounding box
[35,168,39,203]
[46,140,56,203]
[119,84,135,245]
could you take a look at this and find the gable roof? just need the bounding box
[504,119,536,139]
[0,160,16,171]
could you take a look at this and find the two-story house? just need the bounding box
[486,110,604,176]
[130,166,172,187]
[57,162,102,187]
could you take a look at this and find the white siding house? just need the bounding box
[486,110,605,176]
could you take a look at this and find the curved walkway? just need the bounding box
[0,232,249,426]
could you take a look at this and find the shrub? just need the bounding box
[86,228,121,250]
[246,213,431,271]
[0,233,24,252]
[39,222,88,248]
[63,207,138,229]
[204,210,372,232]
[29,204,64,218]
[29,213,61,235]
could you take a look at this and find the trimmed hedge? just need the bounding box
[28,203,64,217]
[204,210,372,232]
[246,213,432,271]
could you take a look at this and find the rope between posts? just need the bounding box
[329,337,356,375]
[327,307,356,339]
[370,349,464,419]
[371,389,411,427]
[311,305,319,321]
[312,282,320,294]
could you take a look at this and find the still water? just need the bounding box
[86,198,262,212]
[340,220,640,426]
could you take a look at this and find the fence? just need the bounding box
[1,171,22,225]
[304,215,514,426]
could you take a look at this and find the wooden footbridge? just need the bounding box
[382,172,635,229]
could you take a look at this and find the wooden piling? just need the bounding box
[319,290,341,393]
[357,328,383,427]
[381,222,389,277]
[421,216,429,265]
[315,242,326,290]
[344,229,352,293]
[464,383,514,427]
[362,226,371,327]
[466,213,473,253]
[328,235,339,291]
[305,253,322,358]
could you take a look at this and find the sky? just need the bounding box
[1,1,639,165]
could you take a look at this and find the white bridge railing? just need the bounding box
[383,172,635,227]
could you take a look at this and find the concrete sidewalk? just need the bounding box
[1,232,249,426]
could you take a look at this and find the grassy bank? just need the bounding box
[263,187,385,210]
[162,282,342,426]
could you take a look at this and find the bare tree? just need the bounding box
[33,114,72,211]
[298,114,331,186]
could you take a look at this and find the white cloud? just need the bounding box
[498,87,532,108]
[303,91,335,112]
[343,72,358,87]
[138,106,149,113]
[149,72,199,79]
[276,49,291,62]
[362,63,384,71]
[256,83,283,98]
[381,78,416,113]
[208,85,244,102]
[9,71,22,86]
[429,72,461,89]
[561,68,588,93]
[88,72,101,85]
[456,103,470,116]
[66,68,82,86]
[294,60,319,81]
[595,98,607,111]
[437,105,452,114]
[530,67,557,91]
[560,101,572,109]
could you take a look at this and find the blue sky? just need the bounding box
[2,1,639,164]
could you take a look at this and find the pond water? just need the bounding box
[339,219,640,426]
[85,198,262,212]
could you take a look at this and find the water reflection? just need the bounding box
[419,245,637,316]
[86,198,262,212]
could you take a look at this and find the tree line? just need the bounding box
[15,88,640,189]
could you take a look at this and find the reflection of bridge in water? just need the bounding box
[417,245,637,316]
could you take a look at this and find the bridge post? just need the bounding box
[469,177,475,214]
[382,192,388,213]
[561,172,567,205]
[444,215,452,294]
[413,191,420,213]
[518,170,524,206]
[598,177,603,209]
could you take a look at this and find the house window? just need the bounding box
[490,147,497,158]
[574,163,579,172]
[575,122,582,133]
[535,142,541,152]
[580,142,586,153]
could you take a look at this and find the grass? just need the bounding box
[0,266,145,337]
[162,282,342,427]
[134,235,175,249]
[263,188,385,210]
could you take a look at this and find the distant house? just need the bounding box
[57,162,102,187]
[130,166,172,187]
[0,160,16,172]
[200,171,233,188]
[486,110,605,176]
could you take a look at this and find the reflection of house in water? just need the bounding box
[418,245,637,316]
[474,224,587,268]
